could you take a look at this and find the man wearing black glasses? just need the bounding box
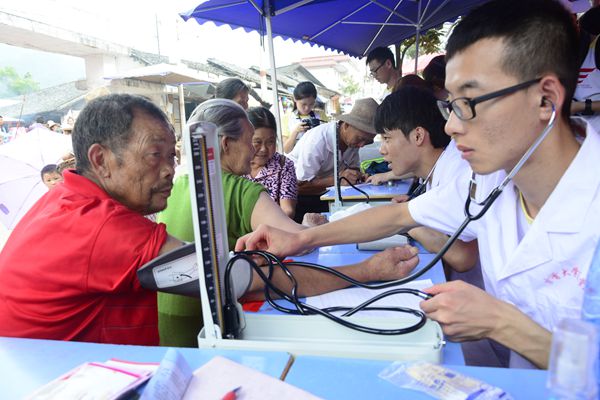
[366,46,402,98]
[238,0,598,370]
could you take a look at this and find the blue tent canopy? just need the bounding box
[181,0,488,151]
[181,0,488,58]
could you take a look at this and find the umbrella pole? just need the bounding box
[414,0,422,74]
[414,27,420,74]
[178,84,186,139]
[264,5,284,154]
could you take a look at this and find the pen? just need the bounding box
[221,386,241,400]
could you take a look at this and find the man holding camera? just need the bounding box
[286,98,378,220]
[287,98,377,193]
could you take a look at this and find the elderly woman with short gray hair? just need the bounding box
[156,99,419,347]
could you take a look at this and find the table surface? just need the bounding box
[0,337,548,400]
[320,181,411,201]
[0,337,293,399]
[285,354,549,399]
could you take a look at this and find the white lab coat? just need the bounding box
[409,121,600,368]
[286,121,359,182]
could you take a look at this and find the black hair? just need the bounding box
[40,164,58,178]
[397,74,433,92]
[580,6,600,36]
[292,81,318,112]
[35,116,44,124]
[215,78,249,100]
[366,46,395,69]
[446,0,579,118]
[72,94,172,174]
[375,86,449,149]
[422,55,446,90]
[247,106,277,131]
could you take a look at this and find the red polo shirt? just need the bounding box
[0,170,167,345]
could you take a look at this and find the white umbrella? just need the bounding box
[0,128,72,229]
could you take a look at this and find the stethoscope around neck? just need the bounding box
[377,100,558,287]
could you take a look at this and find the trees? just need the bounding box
[339,74,360,96]
[394,27,444,76]
[0,67,40,97]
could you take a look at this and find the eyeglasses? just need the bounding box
[437,78,541,121]
[369,62,385,77]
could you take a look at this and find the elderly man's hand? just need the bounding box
[420,280,502,342]
[364,245,419,281]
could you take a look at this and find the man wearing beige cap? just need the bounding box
[287,98,378,196]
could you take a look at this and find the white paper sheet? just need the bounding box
[305,279,433,318]
[182,356,321,400]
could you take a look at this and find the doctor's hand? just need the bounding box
[235,224,306,257]
[363,245,419,281]
[419,280,504,342]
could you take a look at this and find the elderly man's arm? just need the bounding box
[241,245,419,301]
[421,281,551,368]
[158,235,187,255]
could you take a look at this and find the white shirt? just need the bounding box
[286,121,359,182]
[409,121,600,368]
[426,140,465,191]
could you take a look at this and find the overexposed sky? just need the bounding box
[2,0,343,68]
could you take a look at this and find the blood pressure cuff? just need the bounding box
[137,243,201,297]
[137,243,253,301]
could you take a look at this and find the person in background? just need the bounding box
[0,115,11,144]
[29,116,45,130]
[366,46,402,98]
[571,5,600,126]
[61,123,74,135]
[215,78,250,110]
[287,98,378,221]
[0,115,7,134]
[282,81,328,153]
[365,75,437,186]
[156,99,418,347]
[47,120,62,133]
[244,106,298,218]
[40,164,64,189]
[423,55,449,101]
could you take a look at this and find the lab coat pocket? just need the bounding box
[535,274,584,331]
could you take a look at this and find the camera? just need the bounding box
[301,117,321,129]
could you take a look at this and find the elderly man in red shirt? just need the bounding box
[0,94,182,345]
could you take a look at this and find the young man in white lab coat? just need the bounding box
[237,0,598,369]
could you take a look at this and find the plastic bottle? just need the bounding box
[547,318,598,399]
[583,240,600,322]
[578,239,600,397]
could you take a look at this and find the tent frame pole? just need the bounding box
[264,0,284,153]
[178,84,186,139]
